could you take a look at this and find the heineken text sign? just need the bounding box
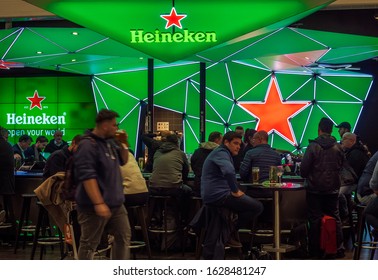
[25,0,335,62]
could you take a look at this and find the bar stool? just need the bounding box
[14,193,37,253]
[126,204,152,259]
[190,205,243,260]
[353,204,378,259]
[182,196,203,256]
[148,194,181,255]
[30,201,64,260]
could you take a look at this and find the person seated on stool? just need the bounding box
[149,133,192,222]
[120,150,149,207]
[201,131,264,259]
[365,161,378,234]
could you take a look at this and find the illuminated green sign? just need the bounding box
[24,0,334,62]
[0,76,96,146]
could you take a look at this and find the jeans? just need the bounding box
[365,196,378,230]
[77,205,131,260]
[211,193,264,229]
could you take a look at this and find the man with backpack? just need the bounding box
[74,109,131,260]
[301,117,345,259]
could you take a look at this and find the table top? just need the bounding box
[15,171,43,178]
[240,181,304,191]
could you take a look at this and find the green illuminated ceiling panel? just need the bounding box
[275,73,315,101]
[25,0,334,62]
[184,116,200,152]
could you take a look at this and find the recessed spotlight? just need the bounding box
[36,51,43,54]
[109,67,113,70]
[139,57,144,60]
[71,59,76,62]
[72,31,79,36]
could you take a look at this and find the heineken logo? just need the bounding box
[5,90,66,125]
[130,7,217,44]
[161,7,186,29]
[7,113,66,125]
[27,90,45,110]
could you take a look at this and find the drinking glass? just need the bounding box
[252,167,260,184]
[277,165,284,184]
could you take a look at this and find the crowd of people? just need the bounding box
[1,112,377,261]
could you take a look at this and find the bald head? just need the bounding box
[252,130,268,147]
[341,132,356,149]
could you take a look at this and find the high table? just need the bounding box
[240,181,304,260]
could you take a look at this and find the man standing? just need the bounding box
[201,131,263,231]
[0,126,15,226]
[301,117,345,259]
[335,121,351,139]
[44,130,68,154]
[74,109,131,260]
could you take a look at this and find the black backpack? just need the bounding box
[61,155,76,201]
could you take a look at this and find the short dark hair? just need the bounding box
[208,131,222,142]
[72,134,83,144]
[165,133,179,145]
[318,117,333,134]
[0,126,8,138]
[222,131,242,144]
[243,128,257,143]
[36,136,48,143]
[19,134,32,143]
[95,109,119,124]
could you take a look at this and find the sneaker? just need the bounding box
[0,210,6,224]
[225,238,242,248]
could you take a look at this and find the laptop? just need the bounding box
[18,161,46,172]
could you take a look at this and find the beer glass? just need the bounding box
[269,166,278,183]
[252,167,260,184]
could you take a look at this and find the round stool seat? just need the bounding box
[21,225,36,232]
[37,237,62,245]
[129,241,146,249]
[0,223,12,229]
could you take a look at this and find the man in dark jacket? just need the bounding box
[24,135,48,162]
[201,131,263,252]
[191,131,222,196]
[301,117,345,259]
[357,151,378,205]
[0,126,15,225]
[341,132,369,179]
[44,130,68,154]
[74,109,131,260]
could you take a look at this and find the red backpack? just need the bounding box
[320,215,337,254]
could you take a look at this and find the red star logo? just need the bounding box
[161,7,187,29]
[27,90,46,110]
[239,77,310,145]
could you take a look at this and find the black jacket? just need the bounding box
[44,139,68,154]
[43,146,71,181]
[141,133,163,173]
[0,138,15,195]
[301,134,344,194]
[191,141,219,193]
[345,143,369,179]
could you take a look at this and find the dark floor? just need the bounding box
[0,228,376,260]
